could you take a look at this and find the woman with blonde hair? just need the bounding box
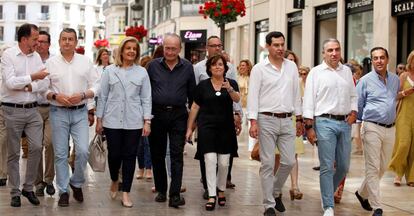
[96,36,152,207]
[389,50,414,187]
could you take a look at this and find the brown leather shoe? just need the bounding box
[69,183,83,202]
[58,193,69,207]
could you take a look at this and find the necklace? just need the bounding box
[211,79,223,97]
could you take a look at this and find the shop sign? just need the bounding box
[316,3,337,20]
[287,11,303,26]
[392,0,414,16]
[293,0,305,9]
[346,0,373,10]
[180,30,207,43]
[148,37,162,45]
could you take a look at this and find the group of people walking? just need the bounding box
[1,23,414,216]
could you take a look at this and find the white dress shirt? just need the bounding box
[0,45,49,104]
[247,57,302,120]
[302,61,357,119]
[37,53,54,105]
[193,58,238,85]
[45,52,99,107]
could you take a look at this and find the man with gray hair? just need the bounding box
[303,38,357,216]
[147,33,196,208]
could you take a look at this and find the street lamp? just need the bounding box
[131,0,143,26]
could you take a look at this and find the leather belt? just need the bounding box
[2,102,37,108]
[57,104,85,110]
[260,112,292,118]
[38,104,50,107]
[319,114,347,121]
[367,121,395,128]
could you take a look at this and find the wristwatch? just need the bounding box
[52,94,57,100]
[24,86,29,92]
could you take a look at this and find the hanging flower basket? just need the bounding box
[94,39,109,49]
[125,25,148,42]
[198,0,246,26]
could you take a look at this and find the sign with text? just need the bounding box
[346,0,373,14]
[316,2,337,21]
[392,0,414,16]
[180,30,207,43]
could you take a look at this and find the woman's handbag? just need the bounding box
[88,134,107,172]
[250,140,260,161]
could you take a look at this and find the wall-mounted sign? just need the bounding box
[346,0,373,14]
[148,37,162,45]
[180,30,207,43]
[287,11,303,26]
[392,0,414,16]
[316,2,337,21]
[293,0,305,9]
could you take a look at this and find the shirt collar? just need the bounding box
[159,56,183,69]
[15,45,34,57]
[58,51,76,64]
[321,61,344,71]
[263,56,287,70]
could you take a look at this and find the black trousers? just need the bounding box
[149,106,187,197]
[200,155,234,190]
[104,128,142,192]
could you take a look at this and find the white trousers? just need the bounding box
[204,153,230,197]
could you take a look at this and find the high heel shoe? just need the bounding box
[110,191,118,200]
[136,169,144,179]
[289,188,303,200]
[217,191,226,206]
[394,176,402,186]
[110,181,119,200]
[205,196,216,211]
[121,199,133,208]
[407,182,414,187]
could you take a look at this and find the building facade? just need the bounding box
[0,0,103,59]
[141,0,413,71]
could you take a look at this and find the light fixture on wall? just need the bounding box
[131,0,143,26]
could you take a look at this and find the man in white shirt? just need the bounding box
[193,36,241,197]
[303,39,357,216]
[1,23,49,207]
[45,28,98,207]
[34,30,56,197]
[247,31,302,216]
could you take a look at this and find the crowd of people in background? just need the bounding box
[0,23,414,216]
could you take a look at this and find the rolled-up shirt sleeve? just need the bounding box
[86,62,99,96]
[302,69,316,119]
[1,52,32,90]
[246,65,262,120]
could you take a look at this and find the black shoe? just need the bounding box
[69,183,83,202]
[264,208,276,216]
[202,190,209,200]
[355,191,373,211]
[46,183,56,196]
[22,190,40,206]
[155,192,167,202]
[0,178,6,186]
[58,193,69,207]
[10,196,21,207]
[168,195,185,208]
[274,194,285,212]
[312,166,320,171]
[372,208,383,216]
[205,196,216,211]
[35,182,46,197]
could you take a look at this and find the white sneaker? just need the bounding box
[323,207,334,216]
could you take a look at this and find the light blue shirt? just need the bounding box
[96,64,152,129]
[356,70,400,125]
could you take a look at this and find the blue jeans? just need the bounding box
[137,136,152,169]
[315,117,351,209]
[50,106,89,194]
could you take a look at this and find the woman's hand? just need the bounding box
[185,128,193,143]
[95,118,103,135]
[142,122,151,137]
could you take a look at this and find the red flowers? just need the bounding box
[94,39,109,49]
[199,0,246,25]
[125,25,148,42]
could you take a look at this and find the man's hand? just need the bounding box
[296,121,304,137]
[142,122,151,137]
[88,112,95,126]
[55,93,73,107]
[306,128,317,145]
[31,68,49,81]
[234,114,242,136]
[185,128,193,143]
[249,120,259,139]
[68,93,84,105]
[346,111,357,125]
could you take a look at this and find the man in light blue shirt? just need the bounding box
[355,47,399,216]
